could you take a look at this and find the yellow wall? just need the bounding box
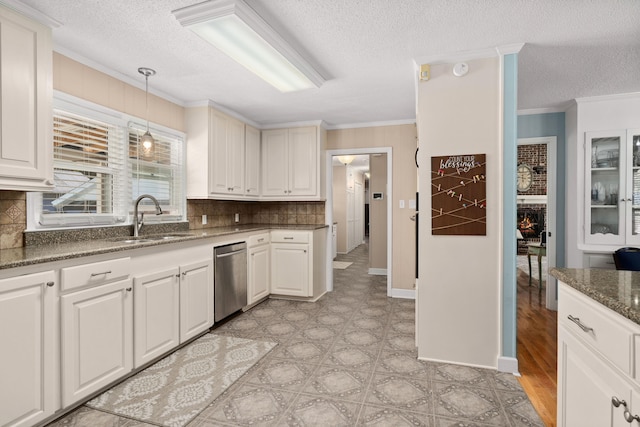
[416,57,502,368]
[53,53,185,132]
[327,124,418,291]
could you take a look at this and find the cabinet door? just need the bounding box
[180,259,213,343]
[61,279,133,407]
[271,243,310,297]
[0,271,56,427]
[558,326,630,427]
[133,268,180,368]
[210,111,230,194]
[0,6,53,191]
[626,128,640,245]
[261,129,289,196]
[227,118,245,194]
[248,244,270,304]
[245,125,261,196]
[585,130,626,245]
[288,126,317,196]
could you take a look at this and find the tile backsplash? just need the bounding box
[0,189,325,250]
[0,191,26,250]
[186,199,325,229]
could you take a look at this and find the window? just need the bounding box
[128,125,185,223]
[28,95,185,229]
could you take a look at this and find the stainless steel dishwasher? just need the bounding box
[214,242,247,322]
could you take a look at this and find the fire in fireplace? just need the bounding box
[517,208,545,239]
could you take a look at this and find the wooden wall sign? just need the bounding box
[431,153,486,235]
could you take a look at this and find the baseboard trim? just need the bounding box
[417,356,495,371]
[368,268,387,276]
[391,288,415,299]
[497,356,520,375]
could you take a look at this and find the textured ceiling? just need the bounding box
[14,0,640,127]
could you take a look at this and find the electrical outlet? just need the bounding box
[234,213,240,223]
[399,200,405,209]
[202,214,207,225]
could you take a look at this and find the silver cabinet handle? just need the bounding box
[613,396,628,408]
[182,271,187,276]
[284,237,294,240]
[624,410,640,423]
[175,274,181,278]
[126,287,132,292]
[91,270,112,277]
[568,315,594,333]
[46,281,54,287]
[257,238,264,242]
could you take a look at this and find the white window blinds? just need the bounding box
[128,124,185,222]
[38,110,127,226]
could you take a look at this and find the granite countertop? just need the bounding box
[0,224,328,270]
[551,267,640,325]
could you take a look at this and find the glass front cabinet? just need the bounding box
[585,129,640,245]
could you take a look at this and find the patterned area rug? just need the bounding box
[333,261,353,269]
[86,334,277,427]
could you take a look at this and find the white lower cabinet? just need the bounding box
[61,278,133,407]
[179,260,213,343]
[0,270,57,427]
[248,235,270,304]
[558,282,640,426]
[134,268,180,368]
[133,258,212,367]
[271,242,310,297]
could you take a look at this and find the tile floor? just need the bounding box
[48,243,543,427]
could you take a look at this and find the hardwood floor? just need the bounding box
[516,269,558,427]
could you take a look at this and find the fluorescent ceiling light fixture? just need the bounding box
[173,0,325,92]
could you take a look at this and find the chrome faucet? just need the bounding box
[133,194,162,237]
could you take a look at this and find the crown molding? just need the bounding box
[0,0,62,27]
[575,91,640,104]
[414,43,524,66]
[518,105,569,116]
[326,119,416,130]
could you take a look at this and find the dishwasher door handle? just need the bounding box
[215,249,247,259]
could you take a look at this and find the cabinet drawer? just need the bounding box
[584,252,615,269]
[271,230,309,243]
[559,284,634,375]
[248,232,270,247]
[61,257,131,292]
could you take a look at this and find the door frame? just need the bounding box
[517,136,557,310]
[325,147,393,296]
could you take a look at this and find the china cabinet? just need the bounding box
[585,129,640,246]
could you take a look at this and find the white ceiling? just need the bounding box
[12,0,640,128]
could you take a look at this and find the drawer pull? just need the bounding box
[257,238,264,242]
[284,237,294,240]
[126,287,132,292]
[624,410,640,423]
[567,315,594,333]
[90,270,112,277]
[612,396,627,408]
[46,281,55,287]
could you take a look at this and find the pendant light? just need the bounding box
[138,67,156,156]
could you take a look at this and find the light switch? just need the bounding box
[409,199,416,209]
[399,200,405,209]
[202,214,207,225]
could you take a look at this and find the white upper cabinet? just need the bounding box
[210,110,245,196]
[186,106,247,199]
[261,126,321,199]
[245,124,261,196]
[0,6,53,191]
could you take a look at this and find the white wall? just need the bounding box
[416,57,502,368]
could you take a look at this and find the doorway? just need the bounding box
[325,148,393,295]
[516,136,557,309]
